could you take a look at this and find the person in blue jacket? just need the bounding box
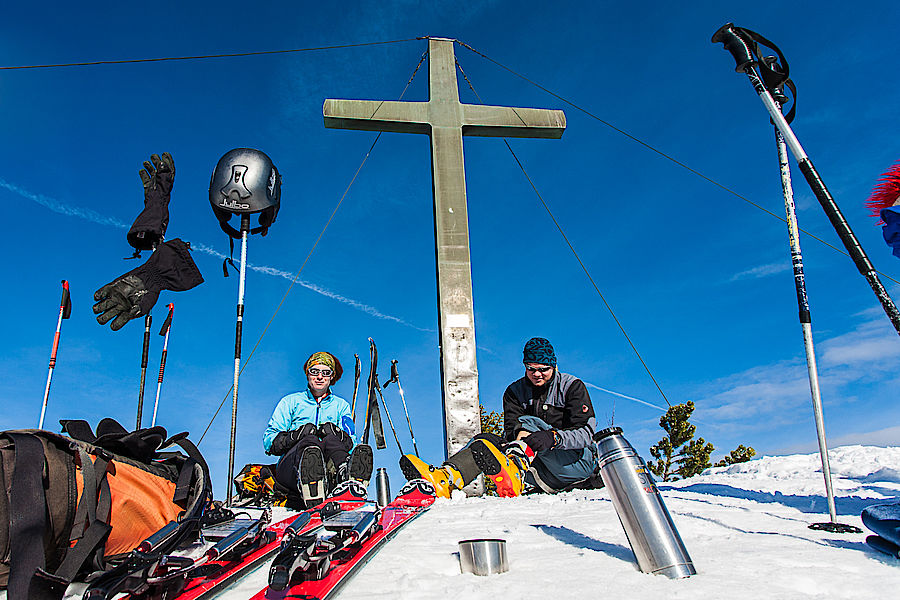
[264,351,372,506]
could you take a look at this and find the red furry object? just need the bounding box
[867,162,900,220]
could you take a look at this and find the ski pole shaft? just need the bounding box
[713,23,900,335]
[151,303,174,428]
[39,280,69,429]
[350,353,361,424]
[387,360,418,456]
[374,373,404,455]
[227,215,251,507]
[774,121,837,523]
[136,312,152,429]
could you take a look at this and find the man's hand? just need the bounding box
[522,430,558,453]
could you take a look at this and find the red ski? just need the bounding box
[156,484,370,600]
[252,480,435,600]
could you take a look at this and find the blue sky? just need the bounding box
[2,1,899,496]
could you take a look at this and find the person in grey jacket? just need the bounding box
[501,336,599,492]
[400,337,600,497]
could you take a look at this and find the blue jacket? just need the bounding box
[263,388,355,454]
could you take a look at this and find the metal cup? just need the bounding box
[594,426,696,579]
[375,467,390,508]
[458,539,508,576]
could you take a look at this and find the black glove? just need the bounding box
[93,238,203,330]
[270,430,302,456]
[270,424,318,455]
[523,429,558,453]
[128,152,175,252]
[318,422,351,446]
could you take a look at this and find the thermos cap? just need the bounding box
[593,426,624,441]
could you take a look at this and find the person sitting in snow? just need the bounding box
[401,337,601,497]
[264,351,372,507]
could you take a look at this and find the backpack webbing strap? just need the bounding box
[170,437,211,503]
[0,443,8,562]
[60,448,112,585]
[6,433,48,600]
[69,448,96,541]
[174,458,197,504]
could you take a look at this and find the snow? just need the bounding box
[222,445,900,600]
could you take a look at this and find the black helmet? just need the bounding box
[209,148,281,238]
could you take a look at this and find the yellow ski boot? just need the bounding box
[399,454,464,499]
[471,439,534,497]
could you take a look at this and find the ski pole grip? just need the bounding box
[712,23,755,72]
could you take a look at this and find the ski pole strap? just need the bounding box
[223,237,239,277]
[712,23,796,123]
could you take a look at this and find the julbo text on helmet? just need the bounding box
[209,148,282,239]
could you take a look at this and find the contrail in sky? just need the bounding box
[1,179,130,229]
[584,382,666,411]
[2,177,429,331]
[190,242,430,331]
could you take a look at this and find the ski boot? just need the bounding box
[398,454,463,499]
[347,443,374,485]
[470,439,534,497]
[298,445,327,508]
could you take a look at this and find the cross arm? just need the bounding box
[324,99,430,134]
[461,104,566,139]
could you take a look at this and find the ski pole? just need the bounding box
[39,280,71,429]
[136,312,152,429]
[772,103,838,525]
[227,215,251,507]
[151,303,174,428]
[384,359,418,456]
[374,372,405,456]
[350,353,361,425]
[712,23,900,336]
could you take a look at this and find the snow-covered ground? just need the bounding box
[224,445,900,599]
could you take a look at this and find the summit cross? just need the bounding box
[324,37,566,458]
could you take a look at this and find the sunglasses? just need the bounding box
[525,366,553,374]
[307,368,333,377]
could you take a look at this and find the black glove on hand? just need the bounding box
[318,422,351,446]
[128,152,175,252]
[523,429,558,453]
[93,238,203,330]
[270,429,303,456]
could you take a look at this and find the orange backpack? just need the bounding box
[0,419,211,599]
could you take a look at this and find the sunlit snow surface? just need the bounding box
[207,446,900,600]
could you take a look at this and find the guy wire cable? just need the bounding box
[6,35,894,286]
[456,59,672,407]
[454,40,899,287]
[0,38,421,70]
[198,48,430,444]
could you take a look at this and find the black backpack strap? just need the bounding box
[69,448,96,540]
[60,446,113,584]
[173,457,198,504]
[6,433,49,599]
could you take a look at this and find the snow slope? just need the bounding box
[223,445,900,600]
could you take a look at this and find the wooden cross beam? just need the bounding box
[324,37,566,458]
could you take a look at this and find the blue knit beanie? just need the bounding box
[523,337,556,367]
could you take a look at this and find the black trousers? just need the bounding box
[274,428,352,493]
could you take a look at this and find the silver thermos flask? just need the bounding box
[375,467,391,508]
[594,426,696,579]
